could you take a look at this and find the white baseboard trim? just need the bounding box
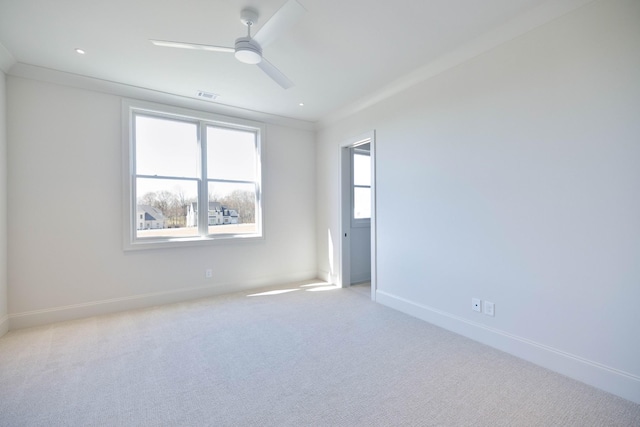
[9,272,318,330]
[0,314,8,337]
[350,273,371,285]
[318,269,336,285]
[376,290,640,405]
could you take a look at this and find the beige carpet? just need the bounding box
[0,281,638,426]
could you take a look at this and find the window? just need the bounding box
[123,100,263,249]
[352,146,371,224]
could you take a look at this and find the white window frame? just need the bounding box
[122,99,264,250]
[351,146,371,227]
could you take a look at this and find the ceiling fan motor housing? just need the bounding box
[240,8,259,27]
[235,37,262,64]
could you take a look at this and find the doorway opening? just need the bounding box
[339,131,376,300]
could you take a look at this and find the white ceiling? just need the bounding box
[0,0,583,123]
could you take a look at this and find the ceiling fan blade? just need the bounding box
[257,58,294,89]
[150,39,234,53]
[253,0,306,48]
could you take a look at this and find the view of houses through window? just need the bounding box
[132,111,261,242]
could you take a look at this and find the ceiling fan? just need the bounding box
[150,0,306,89]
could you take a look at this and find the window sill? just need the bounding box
[124,233,264,251]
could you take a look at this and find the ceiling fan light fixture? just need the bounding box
[234,37,262,64]
[235,48,262,64]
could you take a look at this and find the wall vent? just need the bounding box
[196,90,219,100]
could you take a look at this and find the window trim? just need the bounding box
[122,99,265,251]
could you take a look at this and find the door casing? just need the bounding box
[339,130,377,300]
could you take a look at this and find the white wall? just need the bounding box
[0,70,7,336]
[317,0,640,403]
[7,76,317,328]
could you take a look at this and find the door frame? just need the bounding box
[339,130,377,300]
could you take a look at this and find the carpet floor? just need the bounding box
[0,281,638,426]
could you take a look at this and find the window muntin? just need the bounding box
[124,101,263,249]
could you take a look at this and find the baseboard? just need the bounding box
[0,314,8,337]
[376,290,640,405]
[350,273,371,284]
[9,272,318,330]
[318,269,336,285]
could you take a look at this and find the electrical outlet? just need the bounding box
[472,298,482,312]
[205,269,212,279]
[483,301,495,317]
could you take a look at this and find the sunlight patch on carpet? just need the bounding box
[246,289,300,297]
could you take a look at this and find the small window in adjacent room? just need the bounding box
[352,145,371,225]
[123,100,264,250]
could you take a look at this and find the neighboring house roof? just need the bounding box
[138,205,165,221]
[190,201,237,218]
[190,201,224,212]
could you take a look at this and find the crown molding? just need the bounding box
[8,62,315,132]
[318,0,595,129]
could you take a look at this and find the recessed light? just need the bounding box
[299,103,304,107]
[75,48,86,55]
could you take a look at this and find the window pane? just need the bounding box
[136,178,198,239]
[208,181,257,235]
[135,115,198,178]
[354,153,371,186]
[207,126,256,181]
[354,187,371,219]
